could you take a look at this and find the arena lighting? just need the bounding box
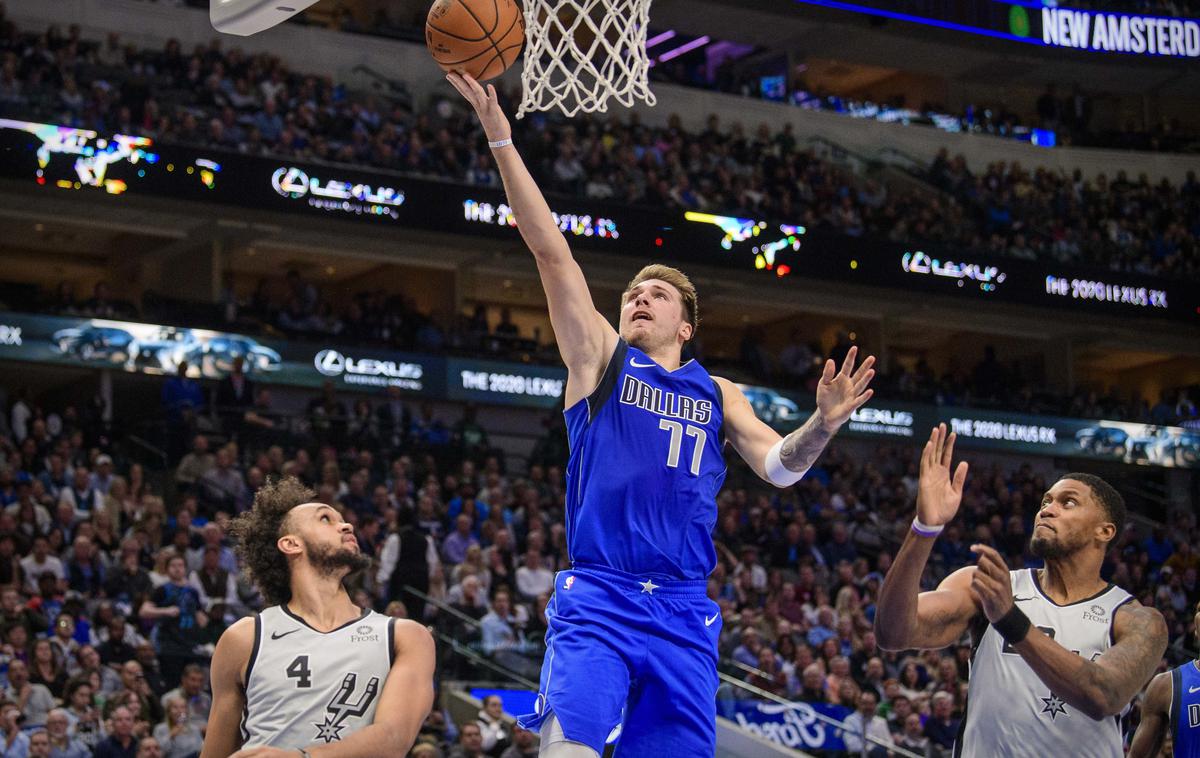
[210,0,322,36]
[657,35,712,63]
[645,30,677,49]
[793,0,1041,44]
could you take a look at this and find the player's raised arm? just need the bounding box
[875,424,980,651]
[447,73,616,390]
[200,617,255,758]
[1128,671,1171,758]
[716,346,875,485]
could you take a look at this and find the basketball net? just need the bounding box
[517,0,655,118]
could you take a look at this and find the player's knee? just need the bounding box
[539,740,599,758]
[539,714,600,758]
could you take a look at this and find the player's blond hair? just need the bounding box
[622,264,698,333]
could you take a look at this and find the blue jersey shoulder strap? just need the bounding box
[1174,665,1184,747]
[584,339,629,422]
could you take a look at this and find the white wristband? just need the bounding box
[488,138,513,149]
[911,517,945,537]
[764,438,806,487]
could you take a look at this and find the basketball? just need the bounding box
[426,0,525,82]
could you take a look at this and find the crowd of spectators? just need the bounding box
[148,0,1200,155]
[0,345,1196,755]
[925,149,1199,279]
[0,13,1197,284]
[742,330,1200,428]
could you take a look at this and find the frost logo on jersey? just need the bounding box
[313,673,380,742]
[351,625,380,643]
[1082,604,1107,624]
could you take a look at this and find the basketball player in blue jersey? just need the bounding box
[1130,601,1200,757]
[201,477,434,758]
[448,73,877,757]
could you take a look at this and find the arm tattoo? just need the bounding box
[779,411,834,474]
[1084,603,1168,713]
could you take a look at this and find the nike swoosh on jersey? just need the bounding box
[1190,685,1200,694]
[271,629,300,640]
[705,614,719,626]
[629,358,656,368]
[1013,596,1036,602]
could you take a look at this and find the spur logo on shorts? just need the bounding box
[562,576,575,590]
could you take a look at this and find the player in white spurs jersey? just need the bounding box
[875,425,1167,758]
[200,477,434,758]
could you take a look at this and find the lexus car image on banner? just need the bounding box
[0,311,440,395]
[0,311,558,408]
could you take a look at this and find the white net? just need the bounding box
[517,0,655,118]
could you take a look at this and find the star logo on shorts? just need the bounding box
[314,714,347,742]
[1040,693,1067,720]
[639,579,660,594]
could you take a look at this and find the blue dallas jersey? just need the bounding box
[1173,661,1200,757]
[563,339,727,581]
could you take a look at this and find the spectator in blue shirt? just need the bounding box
[442,514,479,566]
[480,590,526,655]
[806,606,838,648]
[161,361,204,464]
[923,692,960,754]
[0,704,27,758]
[93,706,137,758]
[1143,526,1174,565]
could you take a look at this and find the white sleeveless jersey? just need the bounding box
[241,605,395,750]
[957,569,1133,758]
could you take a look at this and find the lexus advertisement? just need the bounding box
[1,118,1196,324]
[0,311,576,409]
[0,307,1190,467]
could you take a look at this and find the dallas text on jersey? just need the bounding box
[619,374,713,424]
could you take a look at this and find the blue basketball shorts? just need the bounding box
[516,563,722,756]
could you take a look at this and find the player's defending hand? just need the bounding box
[815,345,875,432]
[970,544,1014,623]
[446,72,511,144]
[916,423,968,528]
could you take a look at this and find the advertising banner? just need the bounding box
[1,119,1196,324]
[793,1,1200,59]
[0,311,443,395]
[727,700,850,752]
[741,384,1200,469]
[0,309,1193,468]
[446,357,566,409]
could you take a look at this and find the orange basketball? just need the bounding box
[426,0,525,82]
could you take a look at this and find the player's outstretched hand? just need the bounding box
[916,423,968,528]
[970,543,1014,623]
[446,72,511,144]
[815,345,875,431]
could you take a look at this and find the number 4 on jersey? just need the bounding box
[287,655,312,688]
[659,419,707,476]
